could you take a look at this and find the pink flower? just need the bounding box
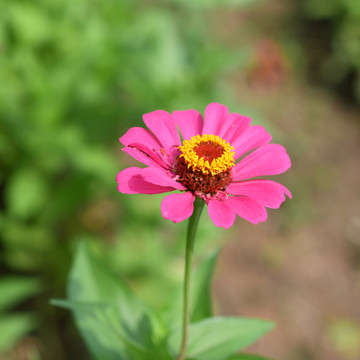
[117,103,291,229]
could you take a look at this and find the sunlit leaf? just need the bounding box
[0,277,42,312]
[53,241,173,360]
[169,317,275,360]
[168,0,261,10]
[126,10,187,87]
[9,3,53,45]
[0,314,36,353]
[6,168,48,220]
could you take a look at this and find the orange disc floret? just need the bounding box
[178,134,235,176]
[177,134,235,195]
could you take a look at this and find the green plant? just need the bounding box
[302,0,360,101]
[52,242,274,360]
[0,277,42,353]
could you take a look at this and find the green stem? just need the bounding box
[177,197,205,360]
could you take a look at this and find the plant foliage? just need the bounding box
[52,243,274,360]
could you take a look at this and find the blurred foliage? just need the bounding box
[0,277,42,353]
[326,318,360,359]
[167,0,261,9]
[52,242,274,360]
[302,0,360,102]
[0,0,255,356]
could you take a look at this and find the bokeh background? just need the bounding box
[1,0,360,359]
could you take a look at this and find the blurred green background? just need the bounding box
[1,0,360,359]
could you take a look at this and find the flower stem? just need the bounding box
[177,197,205,360]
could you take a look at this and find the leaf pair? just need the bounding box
[52,242,274,360]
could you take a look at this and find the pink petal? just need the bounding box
[161,192,195,223]
[173,110,203,141]
[232,125,272,160]
[234,144,291,181]
[117,167,174,194]
[207,198,236,229]
[119,127,161,150]
[141,167,186,191]
[227,196,267,224]
[219,113,251,144]
[143,110,181,148]
[202,103,229,136]
[122,147,166,170]
[227,180,292,209]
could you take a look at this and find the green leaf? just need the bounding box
[302,0,342,18]
[166,250,220,330]
[51,299,143,360]
[6,168,48,220]
[168,0,261,10]
[169,317,275,360]
[129,11,187,87]
[225,354,275,360]
[0,314,36,353]
[190,250,219,322]
[53,241,172,360]
[0,277,42,312]
[9,3,53,46]
[67,241,166,341]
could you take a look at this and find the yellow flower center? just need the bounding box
[178,134,235,176]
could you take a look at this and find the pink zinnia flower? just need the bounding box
[117,103,291,228]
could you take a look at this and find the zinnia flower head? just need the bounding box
[117,103,291,229]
